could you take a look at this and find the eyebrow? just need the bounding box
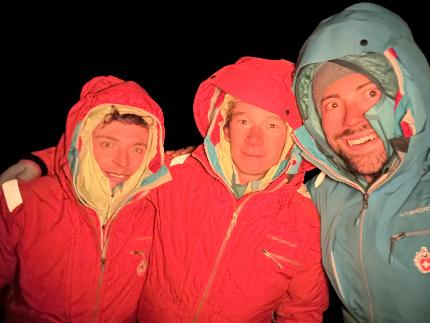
[133,143,148,147]
[94,136,147,147]
[321,81,373,102]
[231,111,246,116]
[94,135,118,141]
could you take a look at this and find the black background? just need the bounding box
[0,2,427,322]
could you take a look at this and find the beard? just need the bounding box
[330,123,388,178]
[338,148,387,177]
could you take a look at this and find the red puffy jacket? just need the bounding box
[0,76,170,322]
[139,57,328,322]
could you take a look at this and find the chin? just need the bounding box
[349,155,386,176]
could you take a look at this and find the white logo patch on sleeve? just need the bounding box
[2,179,23,212]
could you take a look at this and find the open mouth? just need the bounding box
[106,172,129,181]
[346,134,376,146]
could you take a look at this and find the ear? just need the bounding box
[223,125,231,142]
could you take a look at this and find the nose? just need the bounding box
[343,100,366,127]
[113,149,129,167]
[245,125,263,146]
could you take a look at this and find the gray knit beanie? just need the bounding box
[312,62,357,111]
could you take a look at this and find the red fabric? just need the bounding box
[193,56,303,137]
[0,76,165,322]
[401,120,413,138]
[139,57,328,322]
[139,146,328,322]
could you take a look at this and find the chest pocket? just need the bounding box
[388,200,430,272]
[258,231,303,282]
[389,227,430,274]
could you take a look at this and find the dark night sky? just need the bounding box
[1,2,428,173]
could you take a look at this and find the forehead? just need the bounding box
[232,101,282,120]
[323,73,375,94]
[92,120,149,142]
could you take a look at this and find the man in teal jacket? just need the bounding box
[293,3,430,323]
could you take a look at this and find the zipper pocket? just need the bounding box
[262,249,300,269]
[389,229,430,263]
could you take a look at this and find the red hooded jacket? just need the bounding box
[0,76,170,322]
[139,57,328,322]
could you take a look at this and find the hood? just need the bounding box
[293,2,430,187]
[55,75,171,221]
[193,56,311,197]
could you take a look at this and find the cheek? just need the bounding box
[129,154,146,173]
[227,128,246,146]
[94,154,112,170]
[93,147,107,166]
[92,145,116,169]
[266,131,287,157]
[223,126,231,142]
[321,116,339,137]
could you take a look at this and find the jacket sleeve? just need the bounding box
[32,146,57,176]
[275,261,329,322]
[275,204,329,322]
[0,146,56,185]
[0,181,24,288]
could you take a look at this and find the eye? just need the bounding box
[100,141,113,148]
[240,120,248,125]
[367,88,381,99]
[323,101,341,112]
[361,85,382,101]
[133,146,146,154]
[267,122,282,129]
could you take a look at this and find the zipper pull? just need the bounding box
[389,232,406,263]
[363,192,369,209]
[355,192,370,226]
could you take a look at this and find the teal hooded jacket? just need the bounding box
[293,3,430,323]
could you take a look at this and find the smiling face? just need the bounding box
[224,101,288,184]
[92,120,149,188]
[318,73,387,182]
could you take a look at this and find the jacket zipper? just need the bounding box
[389,229,430,263]
[192,210,239,322]
[356,157,403,323]
[192,178,289,322]
[91,193,114,322]
[92,191,126,322]
[358,192,375,323]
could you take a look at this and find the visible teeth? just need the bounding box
[108,172,126,179]
[347,134,376,146]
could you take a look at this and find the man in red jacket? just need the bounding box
[0,76,171,322]
[139,57,328,322]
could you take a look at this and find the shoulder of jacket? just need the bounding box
[2,179,23,212]
[169,153,191,167]
[296,183,311,199]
